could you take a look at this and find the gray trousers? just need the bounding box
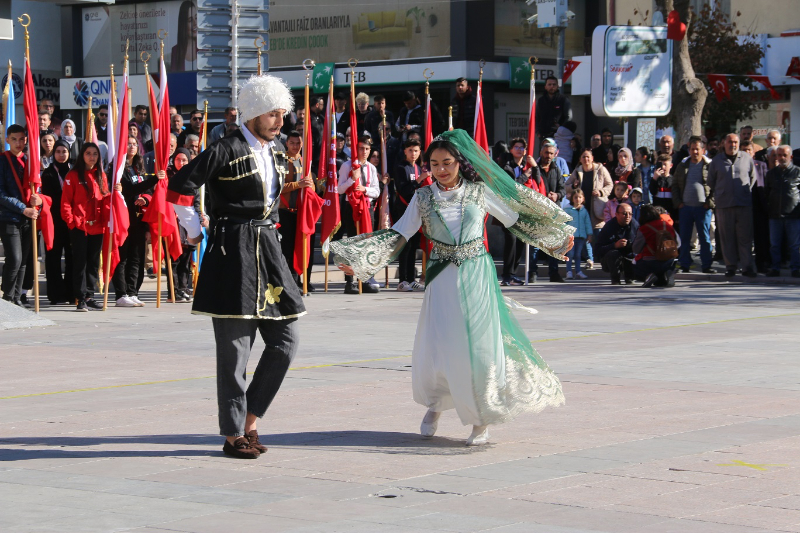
[716,206,754,272]
[212,317,299,437]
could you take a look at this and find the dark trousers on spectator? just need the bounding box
[678,206,712,270]
[69,229,103,301]
[501,226,525,279]
[0,220,31,301]
[212,317,299,437]
[634,259,676,286]
[716,206,754,273]
[533,248,559,278]
[112,220,147,300]
[601,250,634,282]
[45,221,73,304]
[398,232,421,283]
[769,219,800,272]
[173,247,194,292]
[752,196,771,271]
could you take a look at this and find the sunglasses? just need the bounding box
[191,117,203,121]
[97,113,108,117]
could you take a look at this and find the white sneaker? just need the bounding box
[585,260,594,270]
[577,271,588,279]
[566,271,574,280]
[466,425,490,446]
[115,295,137,308]
[396,281,409,291]
[131,296,145,307]
[408,281,425,291]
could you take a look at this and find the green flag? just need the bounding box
[312,62,335,94]
[509,57,532,90]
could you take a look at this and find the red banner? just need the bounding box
[707,74,731,102]
[320,80,341,250]
[293,82,323,276]
[473,80,489,154]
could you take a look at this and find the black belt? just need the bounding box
[213,217,277,256]
[220,216,277,229]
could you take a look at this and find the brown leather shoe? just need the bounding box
[246,430,268,453]
[222,437,260,459]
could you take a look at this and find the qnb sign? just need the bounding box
[60,75,149,110]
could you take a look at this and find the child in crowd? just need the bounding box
[628,187,643,221]
[603,181,631,223]
[564,190,593,279]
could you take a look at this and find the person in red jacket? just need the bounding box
[632,204,679,288]
[61,143,115,311]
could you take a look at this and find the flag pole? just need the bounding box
[103,63,116,310]
[255,37,265,76]
[348,58,362,295]
[302,66,311,297]
[157,32,177,305]
[448,106,453,131]
[1,60,10,150]
[381,114,389,288]
[86,96,94,143]
[19,14,39,313]
[141,51,165,308]
[525,56,536,285]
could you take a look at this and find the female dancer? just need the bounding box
[332,130,573,445]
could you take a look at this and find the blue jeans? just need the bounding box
[769,218,800,271]
[566,237,586,274]
[679,205,713,269]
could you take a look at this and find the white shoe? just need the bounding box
[408,281,425,291]
[566,271,573,280]
[396,281,409,291]
[420,409,440,437]
[466,425,490,446]
[115,295,137,308]
[131,296,145,307]
[576,271,588,279]
[585,260,594,270]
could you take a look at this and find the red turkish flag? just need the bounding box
[563,60,581,83]
[345,83,371,234]
[424,92,433,150]
[473,80,489,153]
[707,74,731,102]
[667,10,686,41]
[320,81,341,252]
[748,75,781,100]
[292,84,323,276]
[786,57,800,82]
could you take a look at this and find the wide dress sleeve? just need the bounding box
[329,192,422,282]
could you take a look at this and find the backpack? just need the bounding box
[649,221,678,261]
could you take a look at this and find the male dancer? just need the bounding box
[168,75,305,459]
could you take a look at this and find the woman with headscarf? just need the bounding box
[332,130,574,446]
[61,142,114,311]
[60,119,84,165]
[111,135,165,307]
[40,132,57,170]
[614,147,642,189]
[40,140,74,304]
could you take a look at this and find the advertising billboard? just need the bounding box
[267,0,450,68]
[82,0,197,77]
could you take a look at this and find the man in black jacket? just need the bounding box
[451,77,476,135]
[765,145,800,277]
[532,143,567,282]
[536,76,572,144]
[596,203,639,284]
[395,91,424,142]
[364,95,396,147]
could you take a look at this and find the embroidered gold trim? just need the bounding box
[191,310,307,320]
[218,169,259,181]
[228,153,255,167]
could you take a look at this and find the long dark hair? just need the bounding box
[423,140,482,183]
[126,135,145,175]
[74,142,109,196]
[175,1,195,66]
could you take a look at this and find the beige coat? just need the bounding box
[565,163,614,228]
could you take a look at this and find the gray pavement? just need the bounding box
[1,272,799,532]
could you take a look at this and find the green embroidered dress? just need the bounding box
[331,176,573,427]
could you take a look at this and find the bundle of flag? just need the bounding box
[292,82,323,278]
[320,79,341,257]
[2,73,15,151]
[102,66,131,279]
[142,55,182,263]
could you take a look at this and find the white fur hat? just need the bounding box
[237,75,294,123]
